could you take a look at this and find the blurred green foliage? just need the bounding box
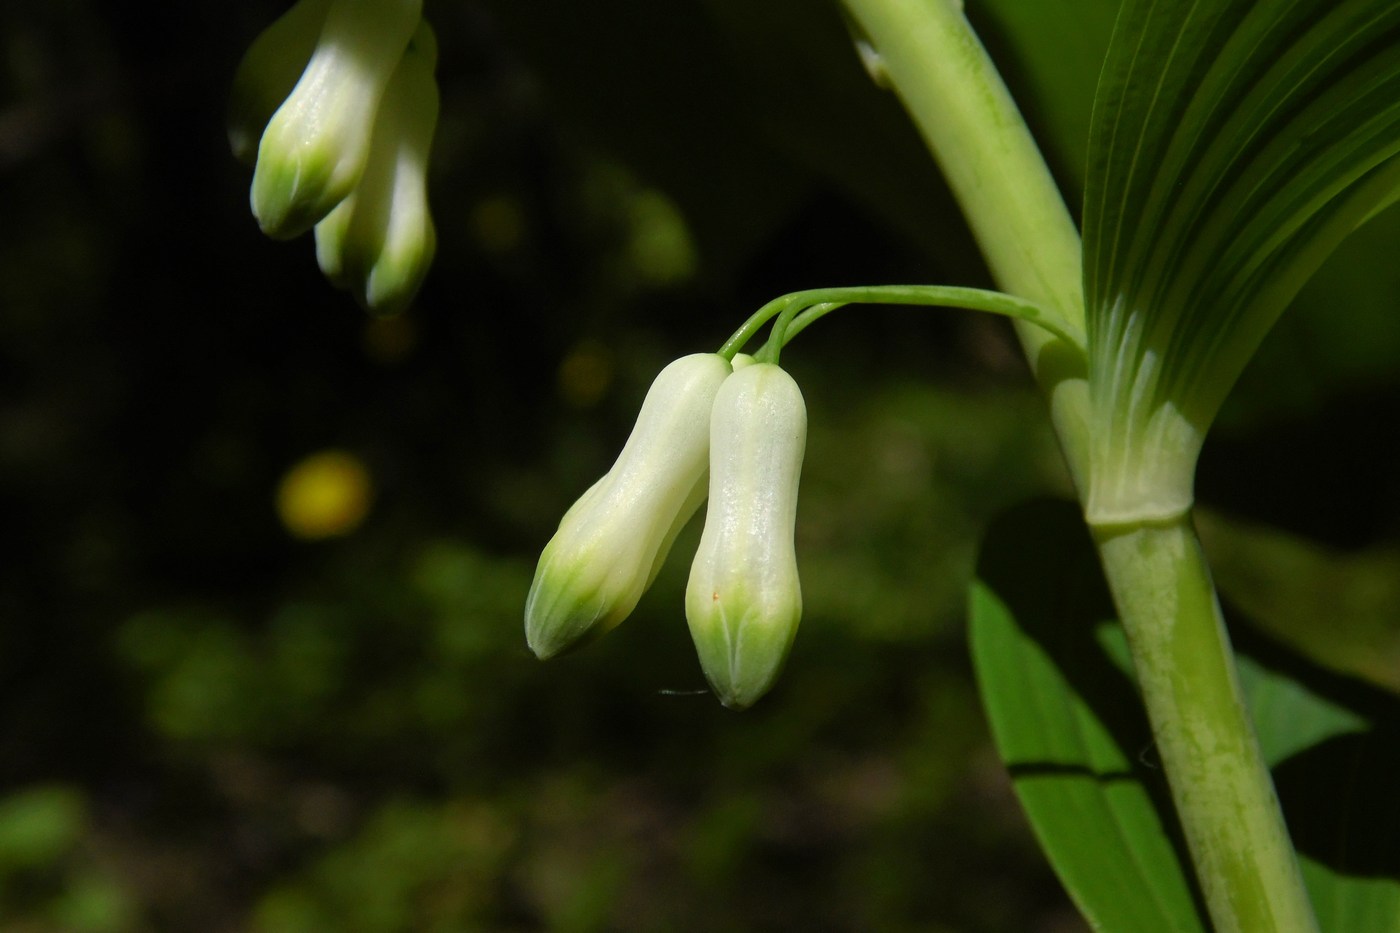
[1,0,1398,930]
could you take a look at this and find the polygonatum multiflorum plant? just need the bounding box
[232,0,1400,929]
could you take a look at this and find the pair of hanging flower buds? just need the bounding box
[522,283,1074,709]
[526,353,808,710]
[228,0,438,316]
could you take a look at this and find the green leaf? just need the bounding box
[970,500,1207,932]
[1198,510,1400,696]
[971,500,1400,930]
[1236,643,1400,931]
[1080,0,1400,521]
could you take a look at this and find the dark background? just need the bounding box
[2,1,1398,929]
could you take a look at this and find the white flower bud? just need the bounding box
[314,21,438,315]
[686,363,806,709]
[526,354,733,659]
[250,0,422,239]
[227,0,333,165]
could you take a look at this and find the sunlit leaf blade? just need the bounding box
[971,500,1400,930]
[1081,0,1400,518]
[969,501,1207,932]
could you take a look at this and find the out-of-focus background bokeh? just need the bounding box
[3,1,1400,930]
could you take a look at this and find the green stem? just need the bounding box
[777,284,1084,348]
[840,0,1091,491]
[718,293,800,360]
[723,285,1083,363]
[775,301,841,347]
[1095,517,1318,933]
[758,300,805,365]
[841,0,1317,928]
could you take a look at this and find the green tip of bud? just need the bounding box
[687,594,800,709]
[524,565,617,660]
[361,221,436,316]
[251,147,353,240]
[314,193,437,315]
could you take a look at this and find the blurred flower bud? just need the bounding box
[227,0,333,165]
[250,0,423,239]
[526,354,733,660]
[314,21,438,316]
[686,363,806,710]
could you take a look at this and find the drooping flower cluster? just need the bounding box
[526,353,807,710]
[229,0,438,316]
